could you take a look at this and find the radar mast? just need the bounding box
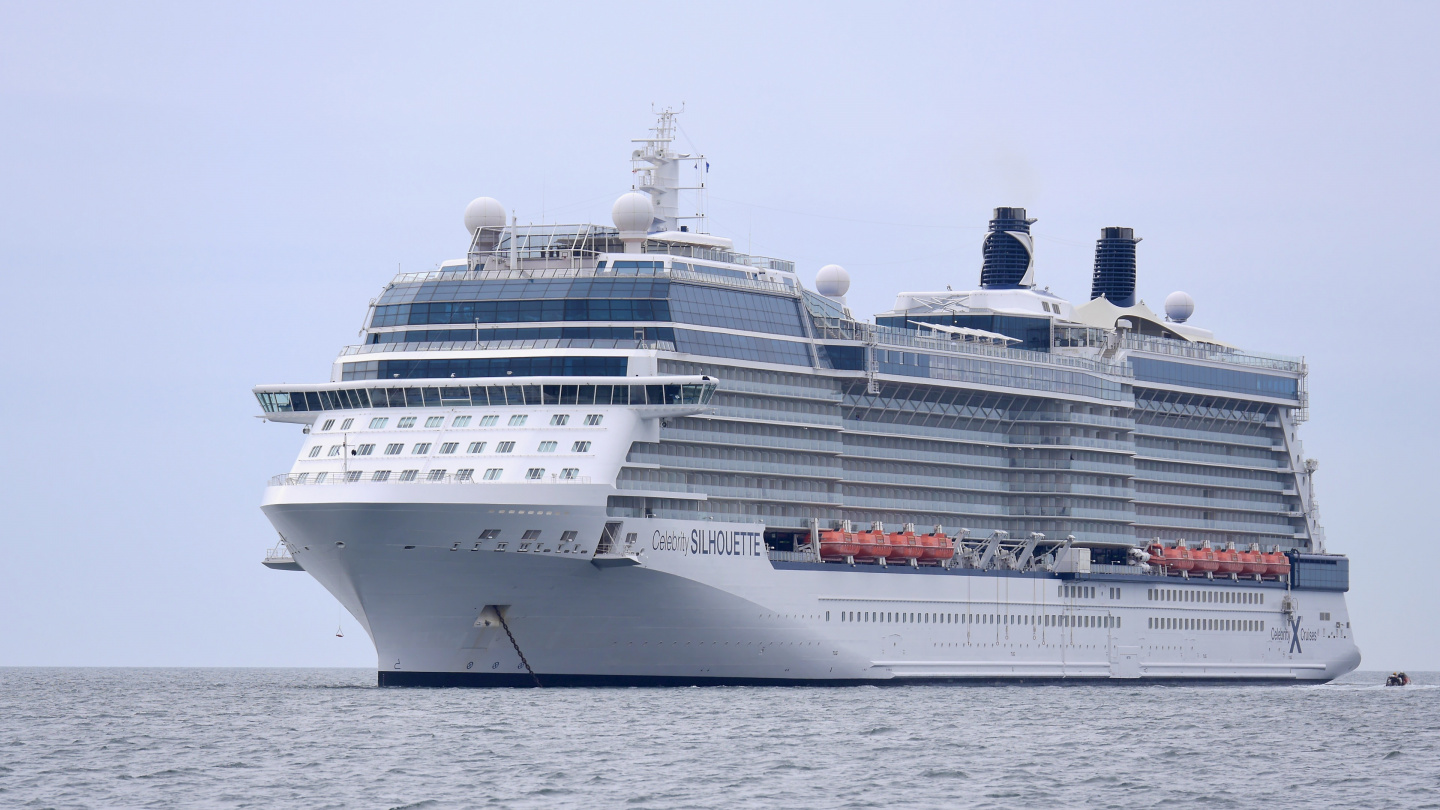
[630,105,707,233]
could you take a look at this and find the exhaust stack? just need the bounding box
[1090,226,1141,307]
[980,207,1037,288]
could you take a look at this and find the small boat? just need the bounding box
[854,523,890,561]
[1240,543,1268,575]
[1386,672,1412,687]
[1162,540,1196,572]
[1191,540,1220,574]
[884,527,926,561]
[818,529,861,561]
[1215,541,1244,574]
[918,526,954,562]
[1261,545,1291,579]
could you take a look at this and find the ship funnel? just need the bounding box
[980,207,1037,288]
[1090,226,1141,307]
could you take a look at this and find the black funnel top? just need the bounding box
[980,207,1037,288]
[1090,226,1140,308]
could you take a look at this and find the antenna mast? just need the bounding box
[630,104,706,233]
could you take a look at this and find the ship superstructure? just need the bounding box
[256,109,1358,684]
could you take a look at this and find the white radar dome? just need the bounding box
[611,192,655,233]
[1165,291,1195,323]
[815,264,851,297]
[464,197,507,234]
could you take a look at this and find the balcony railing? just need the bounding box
[268,472,593,486]
[1122,334,1304,373]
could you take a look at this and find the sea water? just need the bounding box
[1,668,1435,809]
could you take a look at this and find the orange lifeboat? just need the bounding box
[1162,540,1196,572]
[818,529,861,561]
[854,524,890,561]
[1215,541,1244,574]
[1262,545,1291,579]
[1239,543,1267,575]
[1145,540,1168,569]
[919,526,955,563]
[885,528,926,561]
[1191,540,1220,574]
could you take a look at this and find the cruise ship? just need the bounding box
[256,110,1359,685]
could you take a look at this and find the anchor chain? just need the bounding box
[496,611,542,688]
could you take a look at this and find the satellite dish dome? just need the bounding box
[464,197,506,234]
[1165,291,1195,323]
[815,264,851,297]
[611,192,654,233]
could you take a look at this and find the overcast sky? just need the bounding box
[2,2,1436,669]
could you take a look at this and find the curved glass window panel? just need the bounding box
[673,329,812,367]
[667,284,806,337]
[346,356,627,381]
[1130,357,1299,401]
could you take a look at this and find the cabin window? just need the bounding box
[572,441,592,452]
[385,443,403,455]
[371,470,390,481]
[480,415,499,427]
[308,446,323,458]
[452,416,472,427]
[412,443,431,454]
[468,442,486,453]
[585,414,604,426]
[425,416,444,428]
[398,470,417,481]
[560,468,579,479]
[538,441,557,453]
[397,417,416,428]
[509,415,528,426]
[440,442,458,454]
[497,442,515,453]
[550,414,569,426]
[339,418,353,430]
[526,468,545,480]
[321,419,335,431]
[483,468,502,480]
[456,469,473,481]
[369,417,389,429]
[426,470,445,481]
[356,444,375,456]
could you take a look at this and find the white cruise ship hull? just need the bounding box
[263,485,1360,686]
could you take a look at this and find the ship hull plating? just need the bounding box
[264,495,1360,686]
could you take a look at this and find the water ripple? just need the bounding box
[0,668,1435,809]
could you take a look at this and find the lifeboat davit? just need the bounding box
[855,525,890,561]
[1162,540,1196,572]
[1191,540,1220,574]
[885,529,926,561]
[1240,543,1267,575]
[1262,545,1291,579]
[919,527,954,562]
[1215,541,1244,574]
[818,529,861,561]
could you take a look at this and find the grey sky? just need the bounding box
[2,2,1435,669]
